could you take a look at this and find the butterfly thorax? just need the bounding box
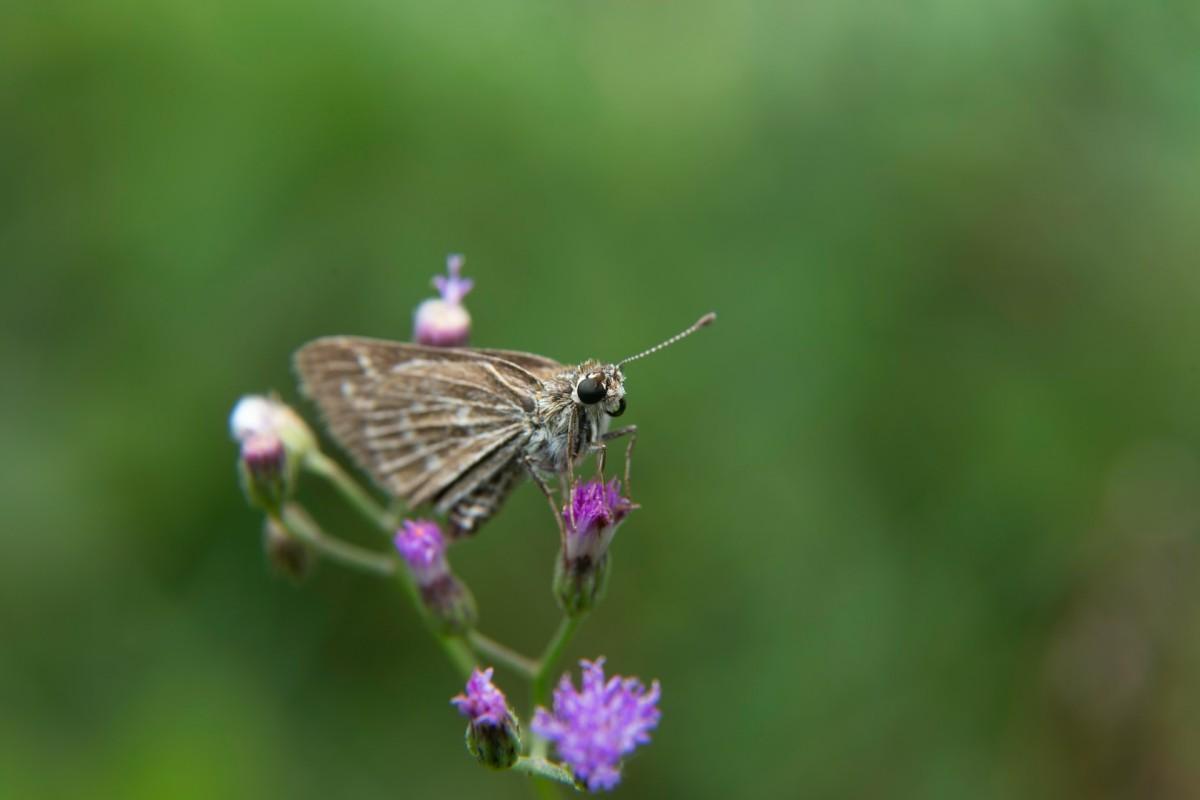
[524,359,623,475]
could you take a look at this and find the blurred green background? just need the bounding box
[4,1,1200,797]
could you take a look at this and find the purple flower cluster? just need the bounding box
[394,519,449,587]
[452,668,521,769]
[532,658,661,792]
[563,479,634,563]
[414,254,473,347]
[451,667,510,727]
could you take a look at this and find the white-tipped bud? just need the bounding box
[230,395,276,441]
[413,254,474,347]
[413,299,472,347]
[230,394,316,463]
[230,394,316,509]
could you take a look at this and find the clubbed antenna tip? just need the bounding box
[616,311,717,368]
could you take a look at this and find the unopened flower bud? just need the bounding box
[554,480,634,616]
[451,667,521,770]
[262,516,311,581]
[229,394,316,465]
[413,254,473,347]
[395,520,477,633]
[555,552,610,618]
[238,433,287,511]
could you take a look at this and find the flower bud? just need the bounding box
[554,480,634,616]
[394,520,477,634]
[262,516,312,581]
[413,254,473,347]
[238,433,287,512]
[230,394,316,466]
[555,552,611,618]
[451,668,521,770]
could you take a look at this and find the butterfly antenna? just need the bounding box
[616,312,717,368]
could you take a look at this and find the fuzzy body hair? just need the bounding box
[526,359,622,475]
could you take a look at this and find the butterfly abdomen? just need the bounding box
[445,462,523,535]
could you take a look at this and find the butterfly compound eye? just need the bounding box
[576,377,605,404]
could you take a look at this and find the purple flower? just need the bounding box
[451,667,510,726]
[434,253,473,304]
[532,658,661,792]
[394,519,477,633]
[452,668,521,769]
[554,480,635,615]
[394,519,449,586]
[414,254,473,347]
[563,479,634,564]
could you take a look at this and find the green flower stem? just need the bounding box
[386,546,477,680]
[467,631,538,679]
[530,778,562,800]
[530,615,584,759]
[303,451,397,535]
[394,567,475,679]
[438,635,478,680]
[278,503,475,678]
[278,504,396,576]
[271,441,596,789]
[512,757,578,790]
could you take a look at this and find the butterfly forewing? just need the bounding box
[294,337,563,532]
[468,348,566,378]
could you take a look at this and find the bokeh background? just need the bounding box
[4,1,1200,798]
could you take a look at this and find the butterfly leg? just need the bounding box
[564,413,579,528]
[523,456,566,547]
[593,441,608,478]
[600,425,638,496]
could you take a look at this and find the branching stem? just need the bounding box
[513,757,578,791]
[270,448,592,785]
[303,451,397,535]
[530,615,584,759]
[468,631,538,679]
[278,504,396,576]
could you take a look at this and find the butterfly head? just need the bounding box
[568,312,717,419]
[572,362,627,418]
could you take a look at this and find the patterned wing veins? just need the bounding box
[294,338,545,523]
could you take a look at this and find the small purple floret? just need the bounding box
[562,480,633,563]
[451,667,510,727]
[433,253,474,305]
[394,519,449,586]
[532,658,661,792]
[566,479,632,535]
